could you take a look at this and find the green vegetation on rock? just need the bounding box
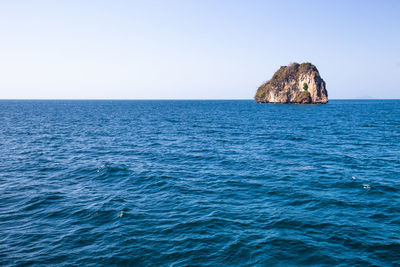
[256,91,266,98]
[254,62,328,104]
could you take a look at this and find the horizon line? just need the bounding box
[0,98,399,101]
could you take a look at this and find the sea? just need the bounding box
[0,100,399,266]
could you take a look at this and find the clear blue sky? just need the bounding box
[0,0,399,99]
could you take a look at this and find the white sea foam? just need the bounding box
[96,165,106,173]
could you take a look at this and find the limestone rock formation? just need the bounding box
[254,62,328,104]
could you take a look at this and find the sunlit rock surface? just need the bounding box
[255,62,328,104]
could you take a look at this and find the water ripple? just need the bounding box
[0,100,399,266]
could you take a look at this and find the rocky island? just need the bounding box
[254,62,328,104]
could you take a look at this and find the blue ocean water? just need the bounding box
[0,100,399,266]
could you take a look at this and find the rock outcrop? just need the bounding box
[254,62,328,104]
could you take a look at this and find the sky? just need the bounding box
[0,0,399,99]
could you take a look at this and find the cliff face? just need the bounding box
[254,62,328,104]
